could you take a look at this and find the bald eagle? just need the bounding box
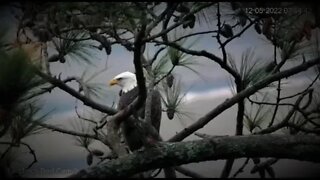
[109,71,162,151]
[109,71,176,178]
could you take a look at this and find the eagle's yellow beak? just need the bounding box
[109,79,118,86]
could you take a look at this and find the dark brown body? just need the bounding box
[118,86,162,151]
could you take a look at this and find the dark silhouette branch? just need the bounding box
[220,18,261,47]
[110,27,134,51]
[173,30,218,43]
[251,158,278,174]
[268,35,281,127]
[175,166,207,178]
[133,24,147,112]
[248,97,296,106]
[255,89,310,135]
[149,47,166,66]
[232,158,250,178]
[160,3,178,42]
[287,123,320,135]
[143,2,216,42]
[151,39,241,80]
[36,122,99,140]
[21,77,77,102]
[0,141,37,170]
[74,103,98,125]
[280,73,320,101]
[145,2,173,34]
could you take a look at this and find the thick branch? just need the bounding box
[133,25,147,111]
[69,134,320,178]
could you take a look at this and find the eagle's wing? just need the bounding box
[118,87,139,110]
[118,87,162,132]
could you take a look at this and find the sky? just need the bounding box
[1,2,320,178]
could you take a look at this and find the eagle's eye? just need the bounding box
[117,77,123,80]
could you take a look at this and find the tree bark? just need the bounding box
[69,134,320,178]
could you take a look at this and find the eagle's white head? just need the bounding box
[109,71,137,93]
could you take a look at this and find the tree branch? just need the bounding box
[173,30,218,43]
[34,69,118,115]
[220,17,260,47]
[36,122,99,140]
[20,77,77,102]
[133,24,147,111]
[231,158,250,178]
[0,141,37,170]
[250,158,278,174]
[169,57,320,142]
[151,40,241,80]
[69,134,320,178]
[255,89,310,135]
[280,73,320,101]
[144,2,216,42]
[175,166,207,178]
[145,2,173,34]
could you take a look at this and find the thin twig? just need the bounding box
[21,77,77,102]
[0,141,38,170]
[151,39,241,80]
[36,122,99,140]
[34,69,118,115]
[169,57,319,142]
[154,65,175,86]
[268,36,281,127]
[144,2,216,42]
[173,30,218,43]
[20,141,37,169]
[255,89,311,135]
[250,158,278,174]
[175,166,207,178]
[75,103,97,125]
[287,123,320,135]
[232,158,250,178]
[149,47,166,66]
[280,73,320,100]
[220,17,261,47]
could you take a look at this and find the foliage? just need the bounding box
[244,94,272,133]
[160,78,189,121]
[0,42,47,142]
[70,119,94,149]
[152,30,201,83]
[0,49,44,109]
[9,103,48,143]
[228,48,273,93]
[51,31,99,65]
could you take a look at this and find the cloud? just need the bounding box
[184,87,233,103]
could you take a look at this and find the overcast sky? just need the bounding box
[1,3,320,178]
